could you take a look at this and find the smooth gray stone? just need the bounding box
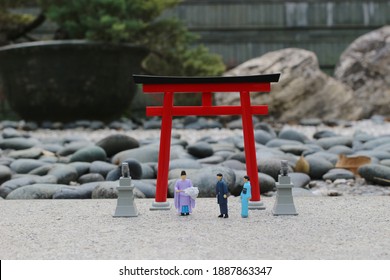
[2,127,22,138]
[279,129,309,143]
[353,131,376,143]
[210,142,237,153]
[143,118,161,129]
[226,118,243,129]
[168,158,202,171]
[89,161,117,177]
[266,139,303,148]
[299,118,322,126]
[214,151,235,160]
[361,136,390,150]
[256,147,286,159]
[279,144,310,155]
[187,141,214,158]
[69,162,91,177]
[132,180,156,198]
[56,141,92,156]
[107,120,134,130]
[288,172,311,188]
[0,165,12,185]
[77,173,105,184]
[227,152,246,163]
[52,182,100,199]
[48,164,79,184]
[63,135,89,143]
[305,156,334,180]
[90,120,106,130]
[358,164,390,186]
[233,136,245,151]
[6,183,67,199]
[374,143,390,152]
[301,144,324,156]
[313,130,339,139]
[106,168,121,181]
[353,150,390,161]
[8,147,43,159]
[306,151,339,165]
[380,159,390,167]
[140,163,155,179]
[10,159,50,174]
[91,181,145,199]
[28,164,53,176]
[70,145,107,163]
[0,176,38,198]
[322,168,355,181]
[254,122,277,137]
[0,157,14,166]
[221,159,247,170]
[111,145,160,164]
[39,156,58,163]
[197,155,225,165]
[316,136,353,150]
[0,137,40,150]
[0,120,19,129]
[96,134,139,157]
[327,145,354,155]
[254,130,275,145]
[39,143,66,153]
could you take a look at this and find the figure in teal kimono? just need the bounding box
[240,175,252,218]
[174,170,195,216]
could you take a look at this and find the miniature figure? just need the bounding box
[174,170,196,216]
[240,175,252,218]
[216,173,229,218]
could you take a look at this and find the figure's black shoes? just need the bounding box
[218,214,223,218]
[181,213,185,216]
[224,214,229,218]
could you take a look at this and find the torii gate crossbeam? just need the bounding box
[133,74,280,210]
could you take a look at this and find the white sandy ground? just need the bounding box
[0,196,389,260]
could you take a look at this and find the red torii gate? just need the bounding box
[133,74,280,210]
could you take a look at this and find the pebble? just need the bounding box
[1,117,390,199]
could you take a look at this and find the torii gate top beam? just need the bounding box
[133,74,280,93]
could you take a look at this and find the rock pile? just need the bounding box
[1,118,390,200]
[335,25,390,119]
[215,26,390,122]
[215,48,359,122]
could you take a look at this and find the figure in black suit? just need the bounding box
[216,173,229,218]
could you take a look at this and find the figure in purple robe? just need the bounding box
[174,170,196,215]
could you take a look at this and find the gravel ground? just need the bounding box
[1,196,389,260]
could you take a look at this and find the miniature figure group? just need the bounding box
[174,171,252,218]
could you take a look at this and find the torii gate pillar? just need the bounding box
[133,74,280,211]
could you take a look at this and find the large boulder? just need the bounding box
[215,48,358,121]
[335,26,390,118]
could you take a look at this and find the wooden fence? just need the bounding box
[163,0,390,73]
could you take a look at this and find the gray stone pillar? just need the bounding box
[113,163,138,217]
[272,161,298,216]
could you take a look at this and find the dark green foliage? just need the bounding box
[38,0,225,76]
